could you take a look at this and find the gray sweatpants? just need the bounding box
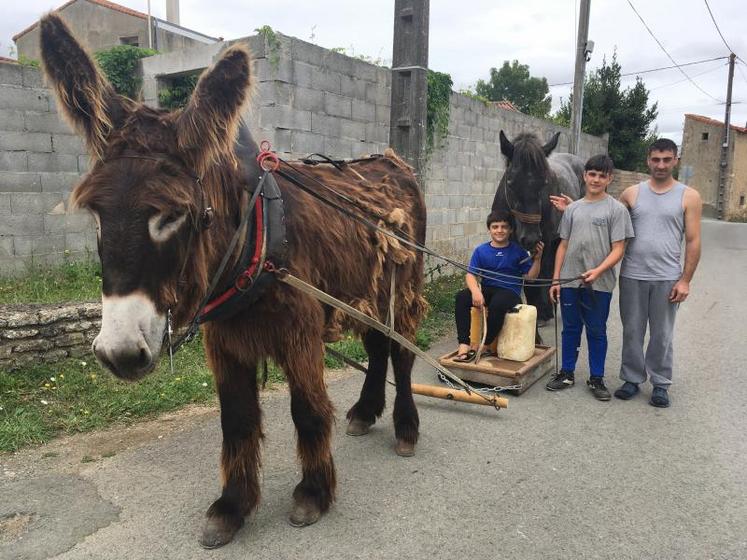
[619,276,679,387]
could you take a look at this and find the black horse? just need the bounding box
[491,130,585,321]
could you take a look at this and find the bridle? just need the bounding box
[502,179,543,225]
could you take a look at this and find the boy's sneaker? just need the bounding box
[546,370,575,391]
[587,377,611,401]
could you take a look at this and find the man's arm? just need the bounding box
[549,239,568,303]
[618,184,638,209]
[670,187,703,302]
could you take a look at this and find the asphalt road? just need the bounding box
[1,219,746,560]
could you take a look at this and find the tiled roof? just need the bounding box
[489,100,520,112]
[13,0,147,41]
[685,113,747,134]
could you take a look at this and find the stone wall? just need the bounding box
[422,92,609,269]
[0,60,96,276]
[608,169,650,198]
[0,302,101,370]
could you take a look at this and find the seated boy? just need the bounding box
[453,210,543,361]
[546,154,634,400]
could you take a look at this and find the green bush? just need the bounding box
[94,45,157,100]
[158,73,199,110]
[426,70,453,152]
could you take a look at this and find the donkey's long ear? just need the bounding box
[499,130,514,160]
[177,45,252,176]
[543,132,561,156]
[40,13,130,161]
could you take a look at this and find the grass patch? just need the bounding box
[0,274,464,453]
[0,258,102,305]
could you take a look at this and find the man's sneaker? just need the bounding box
[546,370,575,391]
[649,386,671,408]
[587,377,611,401]
[614,381,640,400]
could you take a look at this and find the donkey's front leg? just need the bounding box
[200,340,262,549]
[278,336,336,527]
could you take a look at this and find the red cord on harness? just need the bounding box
[257,140,279,172]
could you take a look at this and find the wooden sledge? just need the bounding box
[438,345,556,394]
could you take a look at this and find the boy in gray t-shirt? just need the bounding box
[546,155,634,401]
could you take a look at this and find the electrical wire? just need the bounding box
[650,61,728,91]
[626,0,723,103]
[548,56,728,87]
[703,0,734,53]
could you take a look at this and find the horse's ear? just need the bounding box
[543,132,561,156]
[499,130,514,160]
[40,13,131,161]
[177,45,252,176]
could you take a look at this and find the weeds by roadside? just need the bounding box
[0,258,102,305]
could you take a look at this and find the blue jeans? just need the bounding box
[560,287,612,377]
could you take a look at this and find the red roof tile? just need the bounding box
[489,100,520,113]
[13,0,147,42]
[685,113,747,135]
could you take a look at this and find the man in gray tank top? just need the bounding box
[615,138,703,407]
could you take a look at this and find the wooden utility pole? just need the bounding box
[569,0,591,155]
[717,52,736,220]
[389,0,429,177]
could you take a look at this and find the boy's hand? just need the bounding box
[549,194,573,212]
[549,283,560,303]
[581,268,601,283]
[471,290,485,308]
[532,241,545,261]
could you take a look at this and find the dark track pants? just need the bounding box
[455,287,521,346]
[559,287,613,377]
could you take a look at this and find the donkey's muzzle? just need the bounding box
[93,337,155,380]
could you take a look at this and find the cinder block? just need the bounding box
[311,113,342,137]
[293,86,324,112]
[24,111,73,134]
[21,67,43,88]
[257,81,292,107]
[450,224,465,238]
[28,152,80,173]
[66,231,96,253]
[259,106,311,132]
[292,61,314,88]
[51,134,85,155]
[10,193,63,215]
[44,213,66,234]
[365,82,390,106]
[0,151,28,172]
[323,136,353,159]
[254,58,293,84]
[351,99,375,122]
[78,155,90,173]
[0,193,10,215]
[0,257,27,276]
[0,132,52,152]
[312,70,342,94]
[41,172,82,192]
[339,119,366,141]
[374,104,390,124]
[0,237,13,257]
[364,122,389,144]
[13,234,65,256]
[0,171,42,192]
[340,75,367,99]
[0,215,43,236]
[65,210,95,233]
[0,85,50,111]
[323,92,352,119]
[0,62,23,86]
[289,130,325,155]
[350,61,378,83]
[0,109,25,131]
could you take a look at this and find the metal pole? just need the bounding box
[717,52,736,220]
[569,0,591,155]
[147,0,152,49]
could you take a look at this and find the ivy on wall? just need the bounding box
[255,25,281,68]
[94,45,156,100]
[426,70,453,153]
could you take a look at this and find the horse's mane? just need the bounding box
[511,133,551,181]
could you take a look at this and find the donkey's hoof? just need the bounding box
[199,515,243,549]
[346,418,373,436]
[395,439,416,457]
[288,499,322,527]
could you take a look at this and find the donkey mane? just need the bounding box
[509,133,552,181]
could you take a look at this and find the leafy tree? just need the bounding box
[555,52,658,171]
[94,45,157,100]
[474,60,551,118]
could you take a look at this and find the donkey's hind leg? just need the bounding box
[279,335,336,527]
[390,341,419,457]
[200,337,262,549]
[346,329,390,436]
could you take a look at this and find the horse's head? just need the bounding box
[40,14,252,380]
[494,130,560,251]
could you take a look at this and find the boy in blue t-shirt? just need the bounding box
[453,211,543,361]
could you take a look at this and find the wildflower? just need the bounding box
[50,376,56,382]
[201,382,208,387]
[59,374,65,379]
[80,361,87,367]
[90,373,97,380]
[83,410,90,415]
[40,400,49,405]
[44,383,51,388]
[174,377,182,382]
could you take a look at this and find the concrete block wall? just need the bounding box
[0,61,95,277]
[609,169,650,198]
[423,91,609,272]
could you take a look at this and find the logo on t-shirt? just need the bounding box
[592,217,607,226]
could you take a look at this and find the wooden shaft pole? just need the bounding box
[411,383,508,408]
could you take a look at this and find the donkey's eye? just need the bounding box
[148,211,188,243]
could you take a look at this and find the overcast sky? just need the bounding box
[3,0,746,145]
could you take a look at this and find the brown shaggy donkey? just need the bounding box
[40,14,427,549]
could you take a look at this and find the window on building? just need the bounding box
[120,36,140,47]
[701,132,709,141]
[740,194,745,207]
